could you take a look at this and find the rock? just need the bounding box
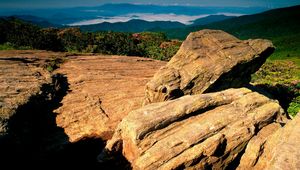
[0,50,53,138]
[238,113,300,170]
[0,50,165,163]
[54,55,165,142]
[0,50,70,162]
[237,123,282,169]
[144,29,275,104]
[101,88,288,170]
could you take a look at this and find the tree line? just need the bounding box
[0,17,181,60]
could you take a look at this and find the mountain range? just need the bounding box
[1,4,299,61]
[159,5,300,61]
[0,3,268,25]
[2,14,238,32]
[161,5,300,40]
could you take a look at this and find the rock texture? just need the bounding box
[54,55,165,142]
[102,88,288,170]
[144,29,275,104]
[238,113,300,170]
[0,50,55,137]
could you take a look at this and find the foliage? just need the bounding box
[251,60,300,116]
[94,32,139,56]
[0,42,16,50]
[0,42,32,50]
[0,18,179,60]
[159,5,300,64]
[288,96,300,117]
[37,28,64,51]
[44,57,67,73]
[57,28,89,52]
[251,60,300,84]
[0,17,41,48]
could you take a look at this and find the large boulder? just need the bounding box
[238,113,300,170]
[144,29,275,105]
[101,88,288,170]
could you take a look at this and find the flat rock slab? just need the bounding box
[103,88,288,170]
[0,50,55,136]
[144,29,275,104]
[54,55,165,142]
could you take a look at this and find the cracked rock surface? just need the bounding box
[54,55,165,142]
[104,88,288,170]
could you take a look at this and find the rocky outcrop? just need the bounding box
[0,50,72,162]
[0,51,53,138]
[0,50,165,165]
[144,29,275,104]
[102,88,288,170]
[238,113,300,170]
[54,55,165,142]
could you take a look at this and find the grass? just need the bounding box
[0,42,32,50]
[268,33,300,65]
[0,42,15,50]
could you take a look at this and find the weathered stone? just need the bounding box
[238,113,300,170]
[0,50,165,164]
[0,50,54,137]
[0,50,71,162]
[237,123,282,169]
[54,55,165,142]
[101,88,288,170]
[144,29,275,104]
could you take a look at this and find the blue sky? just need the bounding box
[1,0,300,8]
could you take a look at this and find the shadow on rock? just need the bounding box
[0,73,130,168]
[247,83,298,115]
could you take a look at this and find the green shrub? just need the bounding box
[0,42,15,50]
[44,57,66,72]
[143,45,165,60]
[94,32,139,56]
[287,99,300,117]
[0,18,181,60]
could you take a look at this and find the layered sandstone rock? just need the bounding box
[144,29,275,104]
[0,51,53,137]
[238,113,300,170]
[102,88,288,170]
[54,55,165,142]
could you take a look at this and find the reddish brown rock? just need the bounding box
[144,29,275,104]
[54,55,165,142]
[102,88,288,170]
[0,50,56,136]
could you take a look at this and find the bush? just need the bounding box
[0,42,15,50]
[57,28,88,52]
[288,96,300,117]
[1,18,41,47]
[0,18,181,60]
[35,28,64,51]
[94,32,139,56]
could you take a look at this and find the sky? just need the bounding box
[1,0,300,9]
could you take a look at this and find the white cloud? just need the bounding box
[68,13,244,26]
[216,12,244,16]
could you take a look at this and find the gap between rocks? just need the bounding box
[1,72,130,168]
